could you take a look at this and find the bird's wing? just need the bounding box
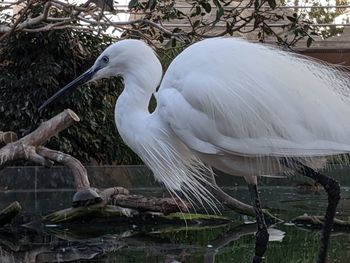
[156,38,350,157]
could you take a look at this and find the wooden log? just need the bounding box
[111,194,191,215]
[100,187,130,205]
[100,187,191,214]
[37,147,90,190]
[21,109,79,147]
[44,187,193,223]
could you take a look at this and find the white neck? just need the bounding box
[120,74,154,112]
[114,64,162,151]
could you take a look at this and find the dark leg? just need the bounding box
[281,158,340,263]
[248,183,269,263]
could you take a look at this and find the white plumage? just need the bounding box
[40,37,350,202]
[40,37,349,263]
[74,37,348,202]
[159,38,350,158]
[111,38,350,193]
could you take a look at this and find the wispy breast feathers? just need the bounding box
[134,127,218,210]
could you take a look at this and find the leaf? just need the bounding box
[213,0,222,9]
[267,0,276,9]
[286,16,296,22]
[213,0,224,20]
[307,37,313,47]
[216,8,224,21]
[195,5,201,16]
[254,0,259,10]
[261,24,273,35]
[149,0,157,11]
[226,22,233,35]
[193,20,201,28]
[171,38,177,47]
[128,0,138,9]
[202,2,211,13]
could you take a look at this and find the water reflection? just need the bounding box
[0,166,349,262]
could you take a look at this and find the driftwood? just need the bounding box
[0,132,17,148]
[111,194,190,215]
[36,147,90,190]
[102,187,191,214]
[0,109,93,225]
[44,186,195,223]
[293,215,350,230]
[0,109,90,190]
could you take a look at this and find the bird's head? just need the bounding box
[39,39,161,111]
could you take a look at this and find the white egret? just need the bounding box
[39,38,349,263]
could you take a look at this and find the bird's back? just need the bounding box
[156,38,350,159]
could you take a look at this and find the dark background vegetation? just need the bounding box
[0,29,141,164]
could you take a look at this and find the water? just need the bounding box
[0,166,350,262]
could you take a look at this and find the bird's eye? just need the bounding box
[102,56,109,63]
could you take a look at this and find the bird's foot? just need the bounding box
[252,228,269,263]
[252,255,264,263]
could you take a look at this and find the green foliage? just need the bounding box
[127,0,314,48]
[292,0,350,39]
[0,30,141,164]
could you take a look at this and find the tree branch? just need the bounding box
[0,0,35,41]
[37,147,90,190]
[0,132,17,148]
[0,109,79,169]
[205,172,281,224]
[0,108,97,196]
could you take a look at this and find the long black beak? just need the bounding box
[39,67,97,112]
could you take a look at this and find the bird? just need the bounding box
[39,37,349,263]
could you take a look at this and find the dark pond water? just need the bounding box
[0,165,349,262]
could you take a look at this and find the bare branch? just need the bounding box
[0,0,316,49]
[0,0,35,41]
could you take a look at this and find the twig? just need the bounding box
[0,0,35,41]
